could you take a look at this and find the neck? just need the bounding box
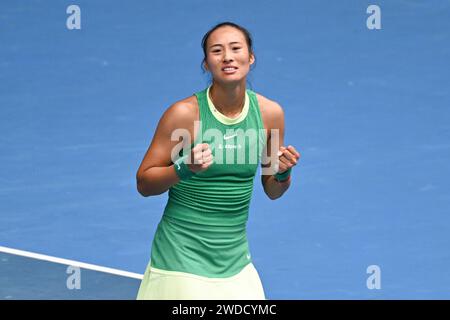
[209,81,246,118]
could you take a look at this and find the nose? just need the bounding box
[223,49,233,62]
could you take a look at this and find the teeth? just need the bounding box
[223,68,236,71]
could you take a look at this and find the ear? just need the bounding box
[249,53,255,65]
[203,61,209,71]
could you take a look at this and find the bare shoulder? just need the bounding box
[163,95,198,124]
[254,92,285,130]
[155,94,199,140]
[136,95,199,177]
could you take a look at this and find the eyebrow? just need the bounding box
[209,41,242,49]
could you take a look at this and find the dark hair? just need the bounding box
[200,22,256,86]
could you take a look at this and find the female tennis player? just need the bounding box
[135,21,300,300]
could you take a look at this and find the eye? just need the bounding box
[233,47,241,50]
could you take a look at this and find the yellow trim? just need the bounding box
[206,85,249,125]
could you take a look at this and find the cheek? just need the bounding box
[239,55,252,65]
[240,60,251,69]
[208,57,222,67]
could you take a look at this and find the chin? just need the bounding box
[215,74,247,84]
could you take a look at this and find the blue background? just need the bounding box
[1,0,449,299]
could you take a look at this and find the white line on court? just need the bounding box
[0,246,144,280]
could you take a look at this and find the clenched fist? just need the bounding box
[276,145,300,174]
[187,143,214,173]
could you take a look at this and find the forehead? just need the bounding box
[208,26,246,47]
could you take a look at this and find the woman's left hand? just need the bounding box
[277,145,301,173]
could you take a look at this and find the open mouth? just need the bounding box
[222,66,238,74]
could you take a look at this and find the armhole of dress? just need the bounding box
[176,94,203,159]
[192,92,203,148]
[249,90,268,166]
[249,90,265,132]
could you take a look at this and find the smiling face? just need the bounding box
[203,26,255,84]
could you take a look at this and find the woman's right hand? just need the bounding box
[187,143,214,173]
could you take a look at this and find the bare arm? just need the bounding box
[136,102,193,197]
[261,101,299,200]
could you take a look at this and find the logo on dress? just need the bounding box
[218,143,242,149]
[224,133,237,140]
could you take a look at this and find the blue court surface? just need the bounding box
[1,1,449,299]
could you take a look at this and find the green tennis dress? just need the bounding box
[137,85,267,300]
